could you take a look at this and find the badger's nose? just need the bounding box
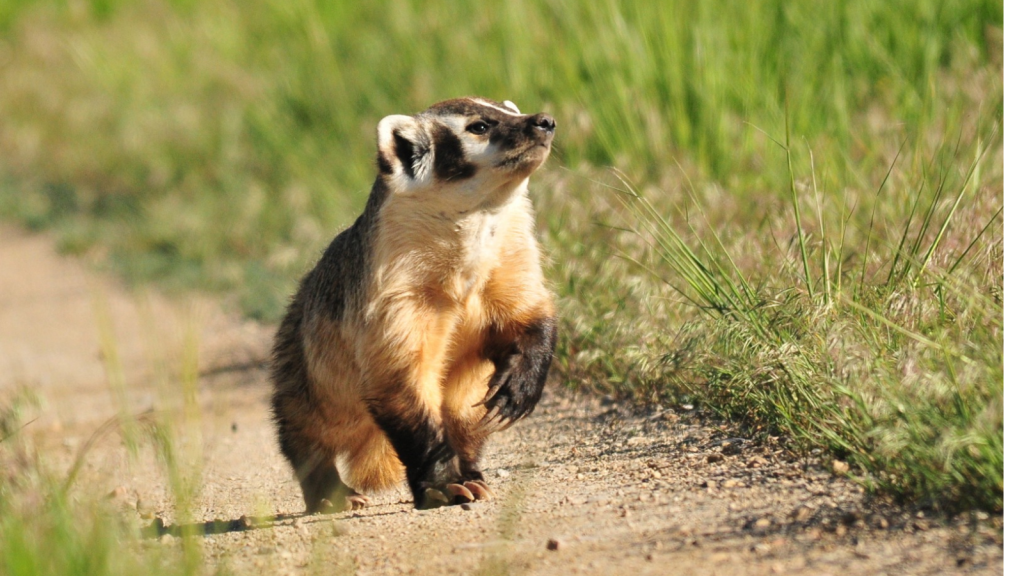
[529,113,556,133]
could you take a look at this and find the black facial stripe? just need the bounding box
[489,119,536,152]
[392,129,417,179]
[376,150,394,175]
[431,124,476,181]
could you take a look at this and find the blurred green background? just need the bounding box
[0,0,1004,511]
[0,0,1002,317]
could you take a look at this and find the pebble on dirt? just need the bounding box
[331,521,349,537]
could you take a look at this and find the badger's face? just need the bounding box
[375,97,556,210]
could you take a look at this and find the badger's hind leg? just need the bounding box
[272,391,367,514]
[293,447,367,514]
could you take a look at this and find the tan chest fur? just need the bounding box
[302,189,548,415]
[367,190,544,381]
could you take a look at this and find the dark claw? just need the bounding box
[479,399,505,429]
[475,369,511,407]
[479,416,505,436]
[478,383,502,406]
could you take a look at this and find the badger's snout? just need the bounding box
[529,113,556,133]
[526,113,556,147]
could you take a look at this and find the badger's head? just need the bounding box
[375,97,556,211]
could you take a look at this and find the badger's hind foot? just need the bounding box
[419,481,495,509]
[315,493,369,514]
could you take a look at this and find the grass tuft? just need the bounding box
[616,130,1002,511]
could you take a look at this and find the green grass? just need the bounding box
[614,127,1002,511]
[1,379,205,576]
[0,0,1003,535]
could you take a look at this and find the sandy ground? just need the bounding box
[0,225,1003,575]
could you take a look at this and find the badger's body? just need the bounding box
[270,97,557,512]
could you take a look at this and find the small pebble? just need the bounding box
[332,521,349,537]
[832,460,850,475]
[707,454,724,464]
[546,538,563,551]
[790,506,814,522]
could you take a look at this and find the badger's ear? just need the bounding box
[376,114,432,182]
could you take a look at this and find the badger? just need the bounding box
[270,97,558,512]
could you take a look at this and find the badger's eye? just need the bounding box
[466,121,490,135]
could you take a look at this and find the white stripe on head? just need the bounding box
[472,98,525,117]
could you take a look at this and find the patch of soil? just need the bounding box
[0,226,1003,575]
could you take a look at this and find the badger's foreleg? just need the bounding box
[361,304,476,509]
[364,381,456,508]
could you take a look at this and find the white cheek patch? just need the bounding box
[463,137,491,157]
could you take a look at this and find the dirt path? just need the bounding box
[0,225,1002,575]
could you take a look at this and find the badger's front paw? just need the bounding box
[417,481,495,509]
